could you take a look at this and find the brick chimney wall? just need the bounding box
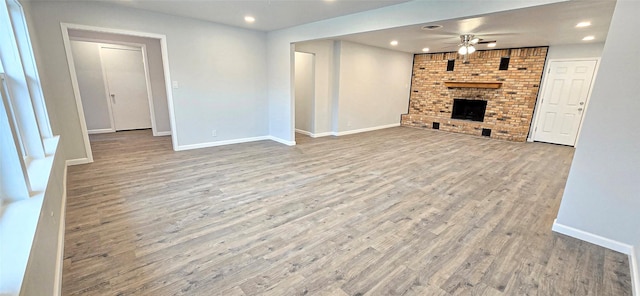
[401,47,548,142]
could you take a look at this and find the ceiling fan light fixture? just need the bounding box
[467,46,476,54]
[458,46,467,55]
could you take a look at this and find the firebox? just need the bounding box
[451,99,487,122]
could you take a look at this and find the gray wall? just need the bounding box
[70,40,112,131]
[69,29,172,134]
[335,41,412,132]
[294,40,413,136]
[27,1,268,160]
[555,0,639,289]
[294,52,314,133]
[295,40,335,135]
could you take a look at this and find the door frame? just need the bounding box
[529,58,600,147]
[61,23,177,165]
[97,43,157,134]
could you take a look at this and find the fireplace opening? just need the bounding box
[451,99,487,122]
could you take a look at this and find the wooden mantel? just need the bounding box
[444,82,502,89]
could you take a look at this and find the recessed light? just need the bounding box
[422,47,430,52]
[576,21,591,28]
[582,35,595,41]
[487,42,497,48]
[244,16,255,23]
[390,40,398,46]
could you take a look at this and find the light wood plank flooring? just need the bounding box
[64,127,631,295]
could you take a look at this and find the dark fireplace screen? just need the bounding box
[451,99,487,122]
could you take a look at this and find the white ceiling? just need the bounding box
[52,0,412,32]
[333,0,616,53]
[36,0,616,53]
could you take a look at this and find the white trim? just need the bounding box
[60,23,94,163]
[295,129,334,138]
[529,58,600,146]
[65,158,92,166]
[295,129,312,136]
[140,44,159,136]
[97,44,117,132]
[310,132,334,138]
[60,23,177,158]
[175,136,271,151]
[53,164,67,296]
[630,249,640,296]
[268,135,296,146]
[155,131,171,136]
[551,219,633,254]
[334,123,400,136]
[87,128,114,134]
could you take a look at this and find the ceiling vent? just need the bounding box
[421,25,443,30]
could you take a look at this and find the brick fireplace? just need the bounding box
[401,47,548,142]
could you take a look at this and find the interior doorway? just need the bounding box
[532,59,598,146]
[61,23,176,164]
[294,51,316,136]
[72,42,155,133]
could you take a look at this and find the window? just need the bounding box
[0,0,60,294]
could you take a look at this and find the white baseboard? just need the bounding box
[631,249,640,296]
[295,129,312,136]
[154,131,172,136]
[87,128,114,134]
[175,136,271,151]
[334,123,400,136]
[552,220,639,296]
[53,165,68,296]
[268,136,296,146]
[66,158,92,166]
[310,132,334,138]
[552,219,634,254]
[295,129,333,138]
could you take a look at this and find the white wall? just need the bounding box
[20,148,66,296]
[554,0,640,293]
[69,29,172,134]
[546,42,604,59]
[334,41,412,133]
[27,1,268,160]
[294,52,314,133]
[295,40,335,135]
[266,0,567,143]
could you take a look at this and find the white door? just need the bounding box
[533,60,597,146]
[101,46,152,131]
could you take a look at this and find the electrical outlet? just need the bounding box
[211,129,217,137]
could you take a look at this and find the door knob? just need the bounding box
[579,102,585,105]
[110,93,115,104]
[578,108,583,111]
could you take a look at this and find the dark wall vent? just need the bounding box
[482,128,492,137]
[499,57,510,70]
[432,122,440,129]
[446,59,455,71]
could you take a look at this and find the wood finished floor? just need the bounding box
[63,127,631,295]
